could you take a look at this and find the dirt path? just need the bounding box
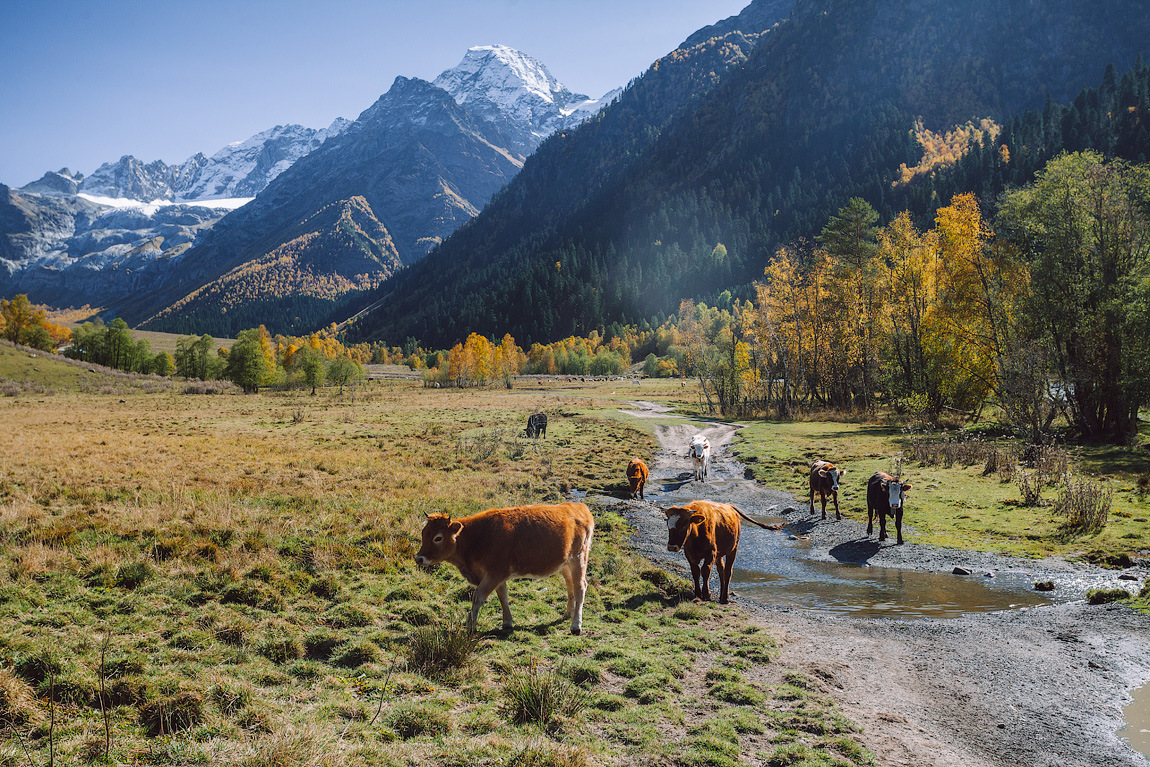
[609,402,1150,767]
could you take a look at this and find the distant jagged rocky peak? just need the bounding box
[177,120,351,201]
[78,155,183,202]
[20,168,84,196]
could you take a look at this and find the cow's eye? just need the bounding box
[433,535,443,543]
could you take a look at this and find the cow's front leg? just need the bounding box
[833,490,841,520]
[895,508,904,545]
[699,556,713,601]
[468,576,501,631]
[867,505,874,536]
[878,510,888,542]
[808,487,816,515]
[821,494,828,520]
[688,558,703,599]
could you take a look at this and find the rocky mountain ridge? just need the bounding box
[3,42,624,335]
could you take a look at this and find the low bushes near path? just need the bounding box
[0,380,870,765]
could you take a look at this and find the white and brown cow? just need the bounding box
[866,472,913,545]
[663,500,770,604]
[808,460,846,520]
[688,435,711,482]
[415,502,594,634]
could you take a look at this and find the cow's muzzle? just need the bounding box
[667,545,681,553]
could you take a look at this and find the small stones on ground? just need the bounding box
[953,567,973,575]
[1119,573,1139,581]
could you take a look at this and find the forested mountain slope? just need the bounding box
[350,0,1150,348]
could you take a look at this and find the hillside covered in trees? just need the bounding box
[348,0,1150,349]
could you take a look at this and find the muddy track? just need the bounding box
[606,402,1150,767]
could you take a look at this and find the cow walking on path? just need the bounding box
[809,460,846,520]
[626,458,649,500]
[663,500,770,604]
[688,435,711,482]
[416,502,594,634]
[867,472,913,545]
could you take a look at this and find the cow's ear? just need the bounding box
[838,469,846,475]
[447,521,464,536]
[901,483,912,492]
[817,469,828,478]
[689,513,706,525]
[880,480,890,490]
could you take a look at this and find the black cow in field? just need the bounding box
[866,471,913,545]
[808,460,845,520]
[524,413,548,439]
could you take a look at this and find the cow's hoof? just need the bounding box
[571,627,581,635]
[719,598,729,605]
[502,623,514,631]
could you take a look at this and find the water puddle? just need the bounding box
[1120,681,1150,760]
[647,472,1073,620]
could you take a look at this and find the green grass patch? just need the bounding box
[735,419,1150,559]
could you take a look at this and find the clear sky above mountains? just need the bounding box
[0,0,748,187]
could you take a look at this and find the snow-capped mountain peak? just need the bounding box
[432,44,615,155]
[434,45,580,121]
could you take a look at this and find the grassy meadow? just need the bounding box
[0,350,870,767]
[732,419,1150,562]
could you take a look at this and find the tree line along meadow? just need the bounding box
[2,149,1147,447]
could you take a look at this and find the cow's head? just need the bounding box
[883,478,913,510]
[819,466,845,492]
[415,513,463,568]
[663,507,704,553]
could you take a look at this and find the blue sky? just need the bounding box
[0,0,749,187]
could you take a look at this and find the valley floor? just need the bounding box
[610,402,1150,767]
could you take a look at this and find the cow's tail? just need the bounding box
[732,505,772,529]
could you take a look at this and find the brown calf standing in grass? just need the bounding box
[626,458,649,499]
[808,460,846,520]
[415,502,594,634]
[867,472,913,545]
[663,500,770,604]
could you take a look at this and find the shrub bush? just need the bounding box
[501,662,589,726]
[138,690,205,737]
[406,620,479,679]
[1056,476,1113,529]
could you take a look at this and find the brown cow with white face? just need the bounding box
[663,500,769,604]
[866,472,913,545]
[808,460,846,520]
[415,502,594,634]
[626,458,649,499]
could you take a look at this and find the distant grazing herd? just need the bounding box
[415,416,912,633]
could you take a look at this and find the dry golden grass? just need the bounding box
[0,377,870,766]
